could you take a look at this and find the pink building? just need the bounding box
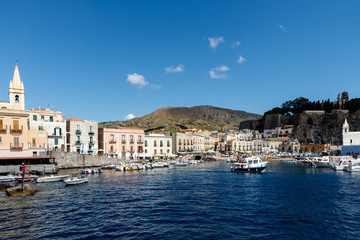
[98,127,144,159]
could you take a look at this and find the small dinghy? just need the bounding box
[36,175,69,183]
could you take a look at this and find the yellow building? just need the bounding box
[0,64,46,157]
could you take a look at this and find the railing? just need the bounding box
[130,141,134,144]
[49,133,62,137]
[109,140,117,144]
[0,126,7,134]
[10,126,23,134]
[89,131,95,135]
[75,130,81,134]
[122,141,126,144]
[89,141,95,145]
[138,141,143,144]
[10,143,23,150]
[75,141,82,145]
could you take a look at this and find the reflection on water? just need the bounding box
[1,161,360,239]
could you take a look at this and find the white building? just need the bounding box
[28,108,66,151]
[144,133,173,159]
[343,119,360,145]
[66,118,98,154]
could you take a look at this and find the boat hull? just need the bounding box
[231,166,266,173]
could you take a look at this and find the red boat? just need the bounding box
[15,174,39,182]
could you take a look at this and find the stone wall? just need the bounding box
[53,152,125,169]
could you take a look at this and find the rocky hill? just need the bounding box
[100,105,261,132]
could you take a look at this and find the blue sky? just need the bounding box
[0,0,360,122]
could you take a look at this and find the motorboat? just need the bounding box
[152,162,166,168]
[344,163,360,172]
[36,175,69,183]
[332,158,359,171]
[174,162,188,167]
[231,156,268,173]
[64,177,88,185]
[311,156,330,168]
[0,174,16,182]
[282,159,297,164]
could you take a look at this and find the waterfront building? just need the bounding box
[144,133,173,159]
[342,118,360,155]
[29,107,66,151]
[98,127,144,159]
[0,64,46,157]
[173,130,205,153]
[66,118,98,154]
[300,143,330,153]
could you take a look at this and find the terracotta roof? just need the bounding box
[66,117,83,122]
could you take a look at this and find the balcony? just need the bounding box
[49,133,62,138]
[89,141,95,145]
[130,141,134,144]
[10,126,23,134]
[137,141,143,144]
[122,141,126,144]
[75,141,82,145]
[89,131,95,136]
[0,126,6,134]
[10,143,23,150]
[75,130,81,134]
[109,140,117,144]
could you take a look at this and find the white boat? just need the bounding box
[37,175,69,183]
[64,177,88,185]
[231,156,268,173]
[332,158,359,171]
[174,162,187,166]
[0,175,16,182]
[152,162,166,168]
[311,156,330,168]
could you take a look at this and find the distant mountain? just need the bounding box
[100,105,262,132]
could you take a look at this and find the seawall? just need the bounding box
[52,152,125,169]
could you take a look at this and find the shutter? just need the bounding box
[59,128,62,136]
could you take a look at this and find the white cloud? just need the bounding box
[165,64,184,73]
[232,41,241,48]
[151,84,162,90]
[208,36,224,49]
[209,65,230,79]
[127,73,148,88]
[275,24,286,32]
[125,114,135,120]
[237,55,246,64]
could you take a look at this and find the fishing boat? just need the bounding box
[36,175,69,183]
[311,156,330,168]
[231,156,268,173]
[0,174,16,182]
[64,177,88,185]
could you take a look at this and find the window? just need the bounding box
[90,126,93,132]
[122,146,126,152]
[76,125,80,130]
[13,120,19,130]
[145,140,148,147]
[130,146,134,152]
[15,95,19,102]
[0,119,3,129]
[111,134,114,141]
[90,137,93,143]
[33,115,37,121]
[154,140,157,147]
[55,138,58,145]
[160,140,163,147]
[130,135,134,142]
[167,149,169,153]
[14,137,19,147]
[0,136,2,143]
[39,126,44,130]
[50,116,53,122]
[41,115,45,120]
[76,136,80,142]
[122,135,125,142]
[167,140,170,147]
[145,149,147,153]
[138,136,141,142]
[154,149,157,154]
[160,149,163,154]
[110,146,114,152]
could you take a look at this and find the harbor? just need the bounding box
[1,161,360,239]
